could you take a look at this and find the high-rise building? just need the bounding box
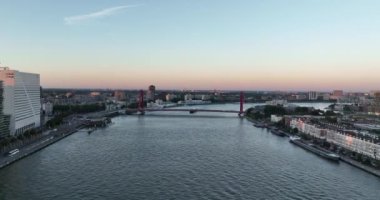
[0,67,41,136]
[0,81,11,139]
[147,85,156,102]
[308,91,318,100]
[331,90,344,100]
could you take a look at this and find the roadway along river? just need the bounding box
[1,103,380,200]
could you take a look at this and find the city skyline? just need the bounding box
[1,0,380,91]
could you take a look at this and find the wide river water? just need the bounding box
[1,103,380,200]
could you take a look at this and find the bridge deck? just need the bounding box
[148,109,240,113]
[127,108,241,114]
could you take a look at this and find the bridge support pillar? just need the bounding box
[138,90,145,115]
[239,91,244,117]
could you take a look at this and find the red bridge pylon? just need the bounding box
[138,90,145,115]
[239,91,244,116]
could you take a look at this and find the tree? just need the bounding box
[325,110,336,117]
[328,104,336,110]
[53,103,105,114]
[275,119,286,128]
[252,111,265,120]
[343,105,352,113]
[325,116,338,123]
[294,107,310,115]
[293,128,299,134]
[310,109,323,116]
[245,107,254,114]
[127,102,138,109]
[263,105,287,117]
[171,97,181,103]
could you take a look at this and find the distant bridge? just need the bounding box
[129,90,245,116]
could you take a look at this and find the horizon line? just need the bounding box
[41,87,375,93]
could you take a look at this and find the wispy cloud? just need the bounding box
[64,4,143,25]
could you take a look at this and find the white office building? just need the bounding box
[308,91,318,100]
[184,94,193,101]
[0,67,41,135]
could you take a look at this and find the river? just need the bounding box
[0,103,379,200]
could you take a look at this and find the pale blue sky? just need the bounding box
[0,0,379,91]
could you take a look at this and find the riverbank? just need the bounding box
[340,155,380,178]
[245,116,380,178]
[0,126,80,169]
[0,110,121,170]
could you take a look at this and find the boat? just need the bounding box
[289,136,301,141]
[7,149,20,157]
[270,128,286,137]
[289,137,340,161]
[279,130,290,137]
[253,122,265,128]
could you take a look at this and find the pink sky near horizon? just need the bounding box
[33,64,380,92]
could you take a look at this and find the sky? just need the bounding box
[0,0,380,91]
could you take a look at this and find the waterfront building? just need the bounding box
[105,103,119,111]
[325,129,380,160]
[266,99,288,106]
[90,92,101,97]
[42,101,53,116]
[147,85,156,102]
[331,90,344,100]
[201,95,211,101]
[165,93,177,101]
[290,118,380,160]
[295,94,307,100]
[271,115,283,123]
[308,91,318,100]
[0,81,11,139]
[333,90,344,97]
[287,95,297,101]
[322,93,331,101]
[65,92,74,98]
[0,67,41,136]
[184,94,193,101]
[114,91,126,101]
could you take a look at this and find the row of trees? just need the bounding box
[246,105,338,122]
[0,129,42,153]
[53,104,105,114]
[46,103,106,128]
